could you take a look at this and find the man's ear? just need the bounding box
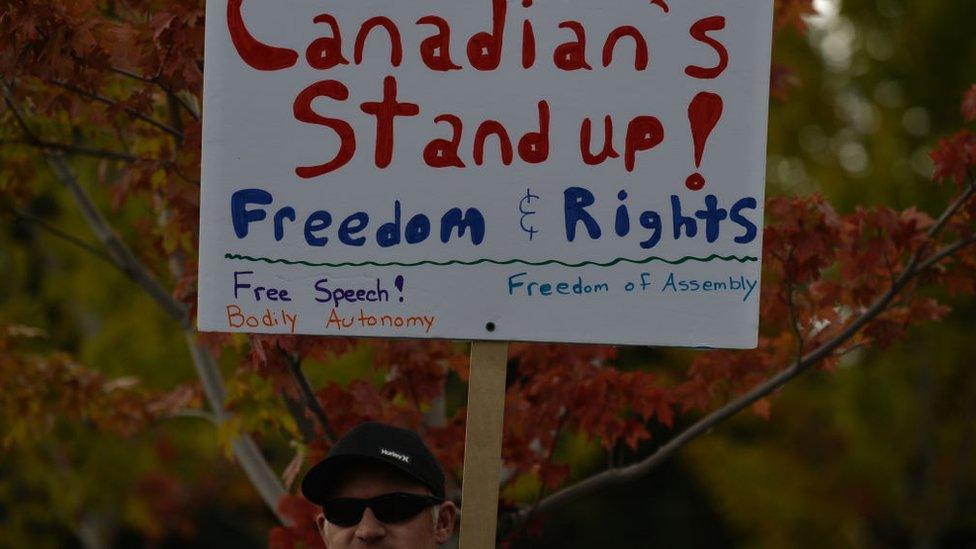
[434,501,458,544]
[315,512,329,548]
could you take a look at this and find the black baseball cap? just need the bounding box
[301,422,446,504]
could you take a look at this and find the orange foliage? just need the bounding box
[5,1,976,547]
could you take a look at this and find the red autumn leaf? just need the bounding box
[962,84,976,123]
[931,130,976,187]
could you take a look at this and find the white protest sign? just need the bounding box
[198,0,773,348]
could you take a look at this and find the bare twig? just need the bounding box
[4,206,117,267]
[107,65,156,85]
[914,235,976,274]
[50,79,183,138]
[285,352,337,443]
[833,342,867,359]
[925,182,975,243]
[169,409,218,424]
[507,182,976,532]
[281,390,319,443]
[2,83,40,137]
[1,138,143,162]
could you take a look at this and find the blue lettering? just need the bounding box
[639,210,662,249]
[304,210,333,247]
[406,214,431,244]
[662,272,678,293]
[338,212,369,246]
[231,189,273,238]
[730,197,759,244]
[441,208,486,245]
[671,195,697,239]
[508,272,527,295]
[695,195,728,243]
[564,187,601,242]
[274,207,296,241]
[234,271,253,299]
[377,201,402,248]
[614,190,630,237]
[314,278,332,303]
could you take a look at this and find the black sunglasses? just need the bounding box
[323,493,445,527]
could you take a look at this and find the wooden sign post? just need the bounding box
[199,1,775,547]
[459,341,510,549]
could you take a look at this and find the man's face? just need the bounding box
[315,462,457,548]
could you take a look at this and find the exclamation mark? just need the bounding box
[685,91,724,191]
[394,275,405,302]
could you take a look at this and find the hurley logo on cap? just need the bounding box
[380,448,411,463]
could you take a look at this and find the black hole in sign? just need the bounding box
[485,322,496,333]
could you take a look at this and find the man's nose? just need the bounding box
[354,507,387,541]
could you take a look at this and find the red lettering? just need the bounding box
[518,101,550,164]
[467,0,507,71]
[581,115,620,165]
[522,21,536,69]
[360,76,420,169]
[306,14,349,70]
[473,121,513,166]
[424,115,466,168]
[685,16,728,79]
[625,116,664,172]
[227,0,298,71]
[355,17,403,67]
[416,16,462,71]
[554,21,591,71]
[293,80,356,178]
[603,26,649,71]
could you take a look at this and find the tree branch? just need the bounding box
[914,235,976,274]
[1,138,143,162]
[169,409,218,424]
[507,183,976,532]
[104,63,200,120]
[2,82,288,524]
[285,352,337,443]
[924,182,975,244]
[107,65,156,85]
[49,79,183,139]
[52,154,189,320]
[4,205,117,267]
[281,390,319,444]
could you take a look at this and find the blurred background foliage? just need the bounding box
[2,0,975,547]
[517,1,976,547]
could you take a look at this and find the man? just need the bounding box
[301,422,459,548]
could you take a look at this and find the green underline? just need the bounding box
[224,253,759,268]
